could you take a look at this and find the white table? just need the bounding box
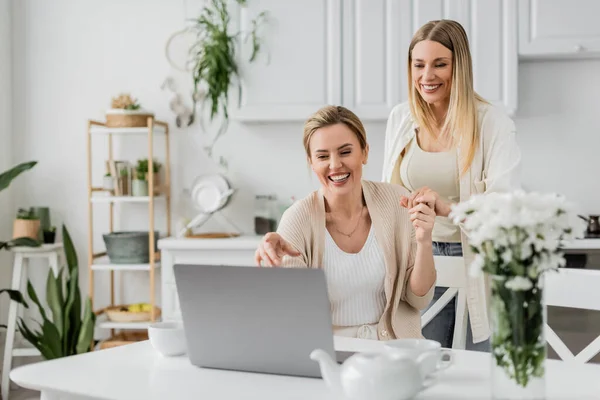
[9,337,600,400]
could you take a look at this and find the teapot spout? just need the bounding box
[310,349,342,394]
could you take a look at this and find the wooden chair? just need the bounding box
[421,256,469,349]
[544,268,600,363]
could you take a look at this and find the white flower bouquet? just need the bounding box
[450,190,586,398]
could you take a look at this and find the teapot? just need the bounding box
[310,349,435,400]
[579,215,600,234]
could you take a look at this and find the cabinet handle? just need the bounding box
[574,45,584,52]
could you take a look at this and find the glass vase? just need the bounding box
[490,275,546,400]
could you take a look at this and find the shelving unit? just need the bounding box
[86,117,171,348]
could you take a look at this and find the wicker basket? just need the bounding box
[105,304,161,322]
[99,331,148,350]
[105,109,154,128]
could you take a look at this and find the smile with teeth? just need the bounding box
[422,84,441,92]
[329,173,350,183]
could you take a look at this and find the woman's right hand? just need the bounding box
[254,232,301,267]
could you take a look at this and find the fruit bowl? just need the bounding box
[105,303,162,323]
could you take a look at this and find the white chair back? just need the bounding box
[421,256,469,349]
[544,268,600,363]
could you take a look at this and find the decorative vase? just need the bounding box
[43,230,56,244]
[30,207,51,241]
[13,219,40,240]
[490,275,546,400]
[132,179,149,197]
[103,175,114,191]
[449,191,588,400]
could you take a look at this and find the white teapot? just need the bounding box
[310,348,437,400]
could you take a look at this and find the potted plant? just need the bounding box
[10,225,96,359]
[135,158,161,195]
[105,93,154,128]
[13,207,40,240]
[0,161,40,330]
[103,172,114,191]
[189,0,268,168]
[132,169,148,197]
[43,226,57,244]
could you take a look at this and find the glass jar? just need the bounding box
[254,194,278,235]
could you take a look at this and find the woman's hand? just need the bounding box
[254,232,301,267]
[408,202,436,244]
[400,186,452,217]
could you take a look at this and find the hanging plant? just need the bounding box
[189,0,268,166]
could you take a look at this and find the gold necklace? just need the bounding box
[332,207,364,238]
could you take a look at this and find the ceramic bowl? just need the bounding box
[148,321,187,357]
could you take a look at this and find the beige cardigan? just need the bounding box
[382,101,522,343]
[276,180,435,340]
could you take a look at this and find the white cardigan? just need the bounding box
[381,101,522,343]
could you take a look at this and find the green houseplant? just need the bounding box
[0,161,40,329]
[12,224,96,359]
[190,0,268,166]
[134,158,161,196]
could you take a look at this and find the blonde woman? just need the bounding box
[382,19,521,351]
[254,105,437,341]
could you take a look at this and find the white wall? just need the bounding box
[0,0,14,328]
[5,1,600,326]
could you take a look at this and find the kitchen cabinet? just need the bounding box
[231,0,518,121]
[340,0,411,121]
[519,0,600,58]
[231,0,342,122]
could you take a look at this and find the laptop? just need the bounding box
[173,264,353,378]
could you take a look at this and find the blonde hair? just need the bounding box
[407,19,487,175]
[302,105,367,159]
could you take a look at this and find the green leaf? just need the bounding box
[41,319,62,359]
[16,318,55,360]
[46,267,64,338]
[62,224,77,275]
[8,237,41,247]
[76,297,95,354]
[26,280,48,321]
[63,266,79,353]
[0,161,37,193]
[0,289,29,308]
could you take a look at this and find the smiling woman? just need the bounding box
[381,19,522,351]
[254,105,437,341]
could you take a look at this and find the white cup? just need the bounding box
[384,339,453,377]
[148,321,187,357]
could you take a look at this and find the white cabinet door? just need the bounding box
[519,0,600,58]
[341,0,411,120]
[231,0,342,122]
[410,0,518,115]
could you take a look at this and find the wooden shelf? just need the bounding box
[97,320,154,330]
[90,195,166,203]
[87,117,170,348]
[91,255,161,271]
[89,125,167,135]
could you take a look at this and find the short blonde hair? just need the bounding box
[407,19,487,175]
[302,105,367,159]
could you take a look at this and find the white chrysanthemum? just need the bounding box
[505,276,533,291]
[469,254,485,277]
[449,190,586,285]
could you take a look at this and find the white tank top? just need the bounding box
[399,135,461,242]
[322,225,386,327]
